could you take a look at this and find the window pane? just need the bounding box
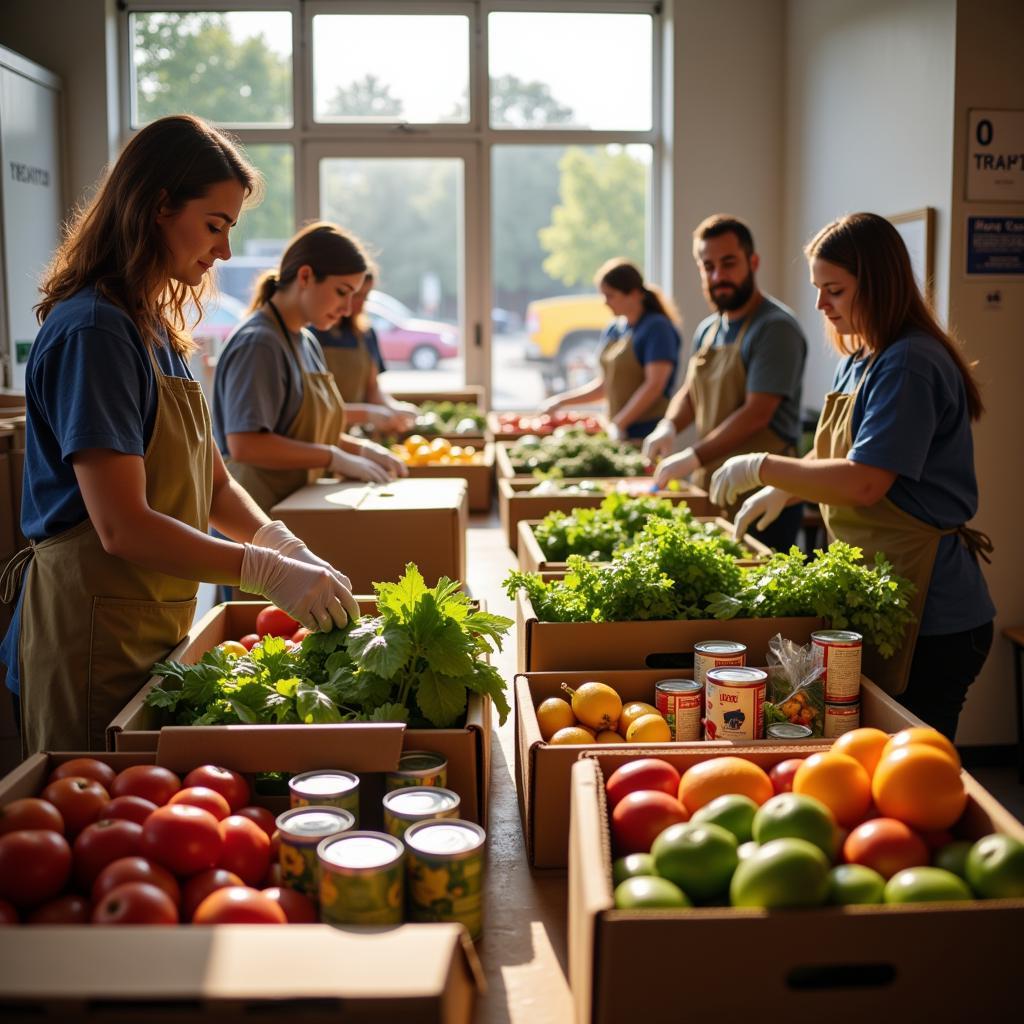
[320,157,464,389]
[313,15,469,123]
[491,144,652,408]
[488,12,652,131]
[131,11,292,127]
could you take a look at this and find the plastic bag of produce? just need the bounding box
[765,633,825,736]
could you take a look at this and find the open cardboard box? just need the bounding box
[494,438,647,483]
[569,746,1024,1023]
[516,670,921,868]
[107,601,493,825]
[0,751,483,1022]
[402,442,494,513]
[485,410,609,443]
[391,386,485,407]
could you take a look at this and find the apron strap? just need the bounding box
[957,525,994,565]
[0,544,35,605]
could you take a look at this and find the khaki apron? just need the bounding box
[814,357,993,695]
[226,302,346,514]
[600,324,670,426]
[323,330,373,405]
[1,344,214,753]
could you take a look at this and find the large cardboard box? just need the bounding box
[516,670,922,868]
[569,747,1024,1023]
[403,442,494,512]
[0,751,483,1021]
[108,601,493,824]
[271,478,468,593]
[494,438,647,483]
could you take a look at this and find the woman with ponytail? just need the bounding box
[540,258,680,439]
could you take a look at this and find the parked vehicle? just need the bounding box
[524,294,610,388]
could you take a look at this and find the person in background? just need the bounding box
[0,115,358,754]
[310,267,419,433]
[540,259,679,440]
[711,212,994,737]
[213,223,406,516]
[646,215,806,549]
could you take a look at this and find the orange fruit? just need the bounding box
[625,714,671,743]
[595,730,625,744]
[871,746,966,831]
[792,752,872,828]
[536,698,576,741]
[618,702,660,737]
[833,727,891,778]
[548,726,596,745]
[561,681,622,732]
[882,727,960,769]
[678,757,773,815]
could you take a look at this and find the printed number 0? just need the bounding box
[976,119,993,146]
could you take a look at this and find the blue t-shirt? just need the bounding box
[310,322,386,374]
[1,287,193,694]
[834,332,995,635]
[694,294,806,444]
[603,311,680,438]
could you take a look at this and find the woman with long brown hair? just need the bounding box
[0,115,359,754]
[710,212,994,737]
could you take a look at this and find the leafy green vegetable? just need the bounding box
[506,429,648,477]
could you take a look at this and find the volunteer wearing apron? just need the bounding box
[648,215,807,549]
[0,116,358,754]
[213,223,406,517]
[711,213,994,737]
[539,260,679,440]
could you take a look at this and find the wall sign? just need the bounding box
[966,217,1024,275]
[967,109,1024,201]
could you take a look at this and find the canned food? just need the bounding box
[276,805,355,899]
[704,666,767,741]
[385,751,448,793]
[767,722,814,741]
[824,701,861,738]
[405,819,486,941]
[694,641,747,688]
[655,679,704,742]
[383,787,460,840]
[812,630,863,704]
[289,770,360,825]
[317,831,405,926]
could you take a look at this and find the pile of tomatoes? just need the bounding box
[0,758,315,926]
[494,411,603,436]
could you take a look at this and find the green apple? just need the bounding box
[612,853,656,887]
[613,875,691,909]
[691,794,759,845]
[884,867,972,904]
[827,863,885,905]
[651,821,738,901]
[752,793,838,859]
[965,834,1024,899]
[737,841,759,862]
[932,839,973,880]
[730,837,830,909]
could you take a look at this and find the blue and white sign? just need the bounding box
[966,217,1024,276]
[967,110,1024,202]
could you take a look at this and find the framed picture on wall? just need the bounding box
[890,207,936,306]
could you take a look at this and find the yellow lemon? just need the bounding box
[536,697,576,741]
[625,713,671,743]
[560,681,623,732]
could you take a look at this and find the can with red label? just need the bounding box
[704,667,767,741]
[693,641,747,688]
[655,679,704,741]
[824,701,861,738]
[812,630,863,704]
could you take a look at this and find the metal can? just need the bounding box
[289,770,360,825]
[383,787,461,840]
[704,666,768,741]
[824,701,861,738]
[317,831,405,927]
[276,805,355,900]
[385,751,448,793]
[812,630,863,704]
[405,819,486,941]
[694,641,747,688]
[655,678,704,742]
[767,722,814,741]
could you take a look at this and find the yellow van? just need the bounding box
[523,294,611,368]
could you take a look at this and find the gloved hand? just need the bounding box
[538,395,563,414]
[606,421,623,442]
[251,520,353,590]
[642,418,677,461]
[358,440,408,478]
[328,446,391,484]
[653,446,701,489]
[386,402,419,432]
[240,545,359,632]
[364,404,404,432]
[733,486,792,540]
[709,452,768,507]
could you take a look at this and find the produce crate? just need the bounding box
[569,747,1024,1024]
[485,409,608,443]
[516,670,922,868]
[391,385,485,407]
[498,477,713,553]
[0,751,483,1022]
[516,516,772,574]
[108,601,494,825]
[402,442,495,512]
[494,438,649,483]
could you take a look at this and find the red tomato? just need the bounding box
[169,786,231,821]
[255,605,300,638]
[93,856,181,907]
[101,795,158,826]
[768,758,805,795]
[27,893,92,925]
[233,805,276,839]
[40,777,110,837]
[182,766,250,813]
[239,633,260,651]
[261,886,317,923]
[843,818,930,879]
[111,765,181,807]
[73,819,145,889]
[48,758,118,791]
[182,868,244,920]
[291,627,312,644]
[263,862,284,888]
[0,899,18,925]
[142,804,222,877]
[92,882,178,925]
[218,815,271,885]
[0,830,72,908]
[610,790,690,856]
[0,798,65,836]
[193,886,286,925]
[605,759,682,811]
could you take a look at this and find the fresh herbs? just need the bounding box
[413,401,485,435]
[507,430,648,478]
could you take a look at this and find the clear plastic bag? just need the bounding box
[765,633,825,737]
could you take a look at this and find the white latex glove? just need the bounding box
[328,445,392,484]
[606,421,623,442]
[642,418,677,461]
[653,446,701,489]
[733,486,792,540]
[240,546,359,632]
[359,440,408,478]
[538,396,563,414]
[709,452,768,507]
[364,404,404,432]
[251,520,353,590]
[386,402,419,432]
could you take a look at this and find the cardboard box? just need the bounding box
[516,588,827,672]
[271,478,468,593]
[515,670,923,868]
[485,410,608,443]
[403,442,494,513]
[108,601,492,824]
[0,752,483,1022]
[392,386,485,407]
[498,477,714,553]
[494,439,646,482]
[516,516,772,574]
[569,747,1024,1024]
